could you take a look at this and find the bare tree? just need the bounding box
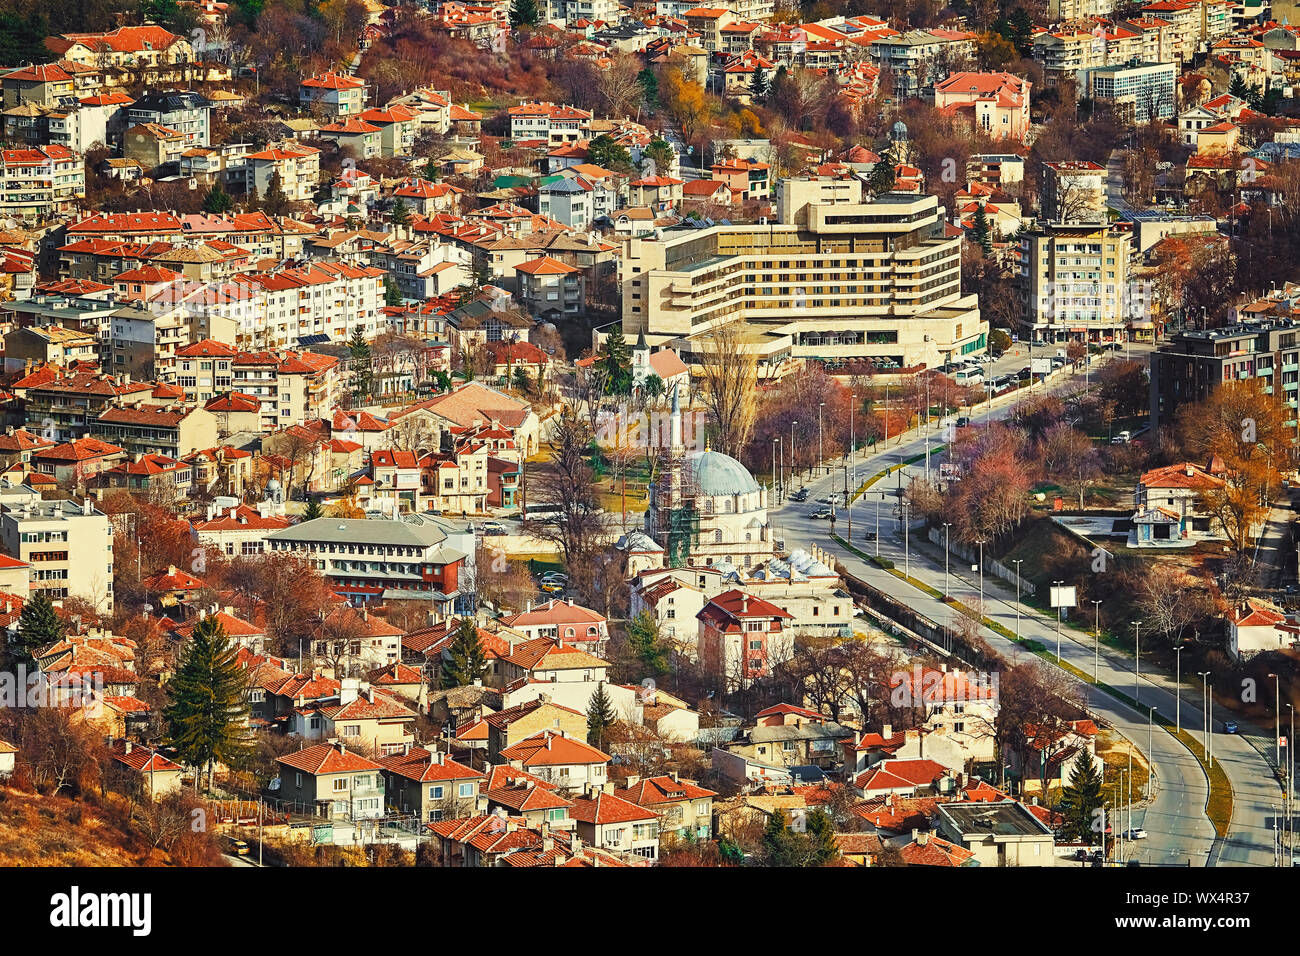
[695,320,758,459]
[523,408,608,566]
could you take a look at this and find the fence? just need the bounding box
[927,528,1037,597]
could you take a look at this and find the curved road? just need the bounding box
[771,356,1277,866]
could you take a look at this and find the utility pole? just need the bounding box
[942,522,951,598]
[818,401,824,477]
[1132,620,1141,704]
[1270,672,1281,773]
[1012,558,1023,642]
[1093,599,1102,684]
[1053,579,1064,662]
[1174,644,1182,734]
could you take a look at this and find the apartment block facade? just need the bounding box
[620,187,985,375]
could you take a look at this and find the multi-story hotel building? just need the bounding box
[618,180,985,374]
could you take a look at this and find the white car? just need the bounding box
[1124,828,1148,840]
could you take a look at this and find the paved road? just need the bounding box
[771,352,1279,865]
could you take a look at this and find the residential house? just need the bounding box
[276,742,386,820]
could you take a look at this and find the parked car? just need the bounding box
[1111,431,1131,444]
[809,508,834,520]
[1223,721,1238,734]
[478,520,507,536]
[1124,828,1148,840]
[956,416,971,428]
[223,836,251,856]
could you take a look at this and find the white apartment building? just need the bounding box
[507,102,593,145]
[0,488,113,614]
[0,145,85,222]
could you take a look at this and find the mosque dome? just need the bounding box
[686,450,760,497]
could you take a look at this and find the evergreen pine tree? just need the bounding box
[390,197,410,227]
[441,617,487,688]
[348,327,373,403]
[805,808,840,865]
[13,592,65,669]
[202,182,233,214]
[512,364,532,395]
[509,0,539,27]
[163,615,250,790]
[261,170,289,217]
[971,205,994,255]
[625,611,667,677]
[867,146,897,196]
[749,67,768,102]
[599,325,633,395]
[384,275,402,307]
[301,498,324,522]
[1060,749,1105,844]
[638,68,659,110]
[586,680,617,749]
[762,809,796,866]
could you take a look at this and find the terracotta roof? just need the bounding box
[278,743,383,775]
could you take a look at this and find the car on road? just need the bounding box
[818,494,844,506]
[478,520,507,536]
[1017,366,1032,380]
[809,508,834,520]
[540,581,565,594]
[862,531,877,541]
[1111,430,1131,444]
[790,488,809,502]
[223,836,251,856]
[1223,720,1238,734]
[1124,828,1147,840]
[956,416,971,428]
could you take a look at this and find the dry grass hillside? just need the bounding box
[0,785,223,866]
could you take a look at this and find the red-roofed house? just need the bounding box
[697,589,794,687]
[569,787,661,860]
[299,71,368,117]
[500,730,611,794]
[379,746,485,820]
[109,739,183,798]
[933,72,1031,141]
[615,772,716,843]
[277,741,386,820]
[1226,597,1299,658]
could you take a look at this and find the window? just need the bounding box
[294,772,302,788]
[458,782,475,798]
[341,724,361,737]
[333,777,348,792]
[429,785,444,800]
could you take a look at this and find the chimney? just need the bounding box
[882,723,892,739]
[917,831,929,846]
[82,498,92,516]
[337,741,347,756]
[124,740,132,754]
[626,774,640,789]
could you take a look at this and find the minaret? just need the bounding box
[669,381,682,452]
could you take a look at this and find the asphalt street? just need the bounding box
[771,352,1279,866]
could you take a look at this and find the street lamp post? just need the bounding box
[790,420,797,488]
[1174,644,1182,735]
[818,401,824,478]
[976,538,986,611]
[772,437,780,503]
[943,522,952,598]
[1199,671,1213,769]
[1092,599,1102,684]
[1270,672,1281,774]
[1012,559,1023,642]
[902,499,911,579]
[1147,705,1157,799]
[1053,579,1064,663]
[1131,621,1141,704]
[875,493,881,557]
